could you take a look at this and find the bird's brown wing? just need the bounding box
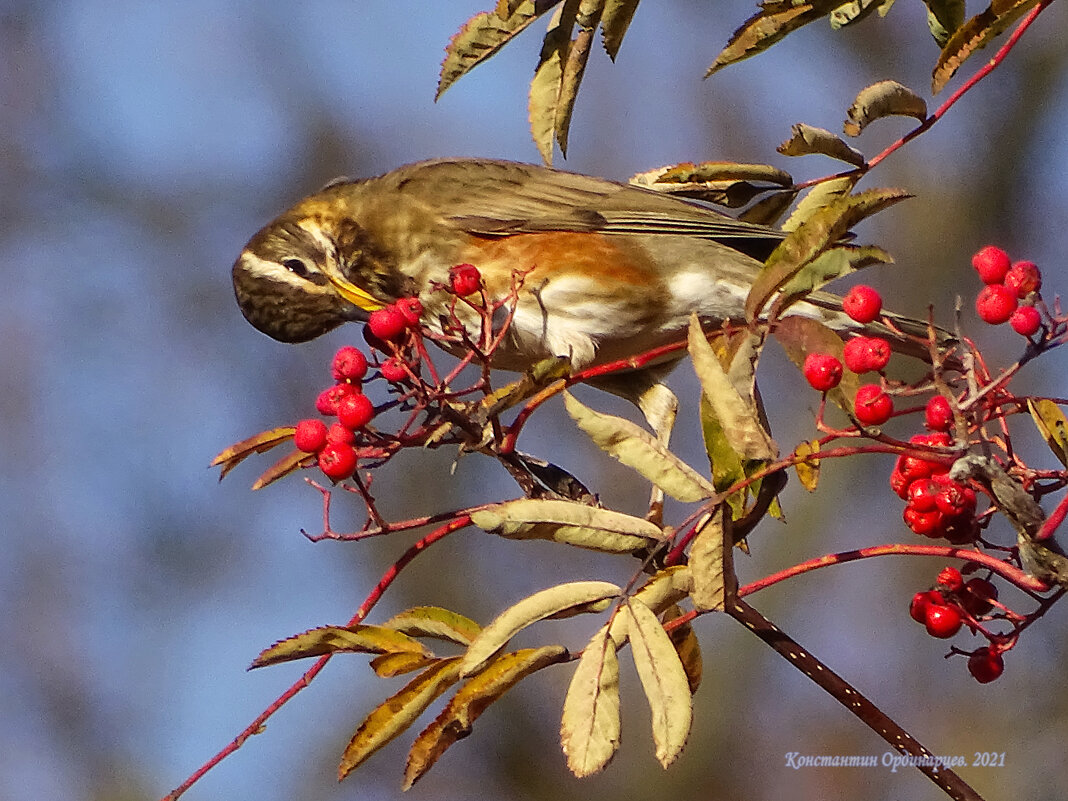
[380,158,785,248]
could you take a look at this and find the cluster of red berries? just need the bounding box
[971,245,1044,336]
[291,264,486,482]
[803,285,894,425]
[890,397,979,543]
[909,566,1004,683]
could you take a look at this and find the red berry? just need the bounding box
[450,263,483,296]
[924,603,963,638]
[924,396,953,431]
[315,383,359,416]
[942,518,980,545]
[912,431,952,448]
[380,357,408,382]
[854,383,893,425]
[904,506,944,537]
[935,481,976,519]
[961,578,997,616]
[367,305,408,341]
[975,284,1018,324]
[971,245,1011,284]
[331,346,368,382]
[318,441,358,481]
[843,336,891,373]
[293,418,329,453]
[1009,305,1041,337]
[907,478,941,513]
[936,566,964,592]
[395,297,424,327]
[803,352,843,392]
[337,392,375,431]
[967,647,1004,684]
[909,590,943,624]
[1004,260,1041,297]
[889,467,911,499]
[325,422,357,445]
[842,285,883,324]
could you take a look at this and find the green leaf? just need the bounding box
[843,80,928,137]
[699,394,747,518]
[600,0,640,59]
[776,244,893,312]
[782,175,859,233]
[922,0,965,44]
[560,623,621,776]
[688,318,777,461]
[564,392,716,502]
[403,646,569,789]
[251,624,430,668]
[706,0,840,76]
[777,123,865,167]
[459,580,620,676]
[624,598,693,768]
[383,606,483,647]
[338,657,463,780]
[472,498,666,553]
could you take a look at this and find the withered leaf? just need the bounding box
[843,80,928,137]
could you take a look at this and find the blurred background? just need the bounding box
[2,2,1067,800]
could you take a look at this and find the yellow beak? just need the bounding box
[324,270,386,312]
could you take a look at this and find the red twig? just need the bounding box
[160,515,470,801]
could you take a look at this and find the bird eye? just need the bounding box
[282,257,311,278]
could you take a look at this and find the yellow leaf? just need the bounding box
[843,80,928,137]
[630,565,693,616]
[383,606,483,647]
[663,605,703,694]
[472,498,666,553]
[1027,399,1068,468]
[624,598,694,768]
[459,580,620,676]
[564,392,716,502]
[777,123,865,166]
[211,425,297,480]
[689,507,736,612]
[931,0,1039,94]
[404,647,569,789]
[369,651,439,678]
[560,623,621,776]
[250,624,430,669]
[339,657,462,780]
[794,440,821,490]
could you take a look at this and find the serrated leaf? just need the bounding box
[403,646,569,789]
[383,606,483,647]
[739,189,799,227]
[1027,399,1068,468]
[794,440,821,490]
[843,80,928,137]
[529,1,577,163]
[561,623,621,776]
[778,123,865,167]
[600,0,639,58]
[554,0,603,156]
[776,244,893,312]
[624,598,693,768]
[459,580,619,676]
[782,175,859,232]
[369,651,440,678]
[706,0,840,76]
[211,426,297,480]
[438,1,556,99]
[932,0,1038,94]
[564,392,716,502]
[746,187,910,322]
[630,161,793,208]
[472,498,666,553]
[689,507,735,612]
[251,624,431,669]
[688,317,777,461]
[700,394,747,518]
[339,657,463,780]
[922,0,965,45]
[773,316,860,414]
[630,565,693,616]
[662,605,703,694]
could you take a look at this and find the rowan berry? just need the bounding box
[450,263,482,296]
[380,357,408,383]
[331,346,368,382]
[971,245,1011,284]
[854,384,893,425]
[318,442,358,481]
[924,603,963,638]
[924,396,953,432]
[395,297,424,327]
[936,566,964,592]
[967,647,1004,683]
[1004,260,1041,297]
[909,590,943,624]
[293,418,329,453]
[975,284,1018,325]
[337,392,375,431]
[316,382,359,416]
[1009,305,1041,337]
[843,336,891,373]
[803,353,843,392]
[842,285,882,324]
[368,305,408,341]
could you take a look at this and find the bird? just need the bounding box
[232,158,940,440]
